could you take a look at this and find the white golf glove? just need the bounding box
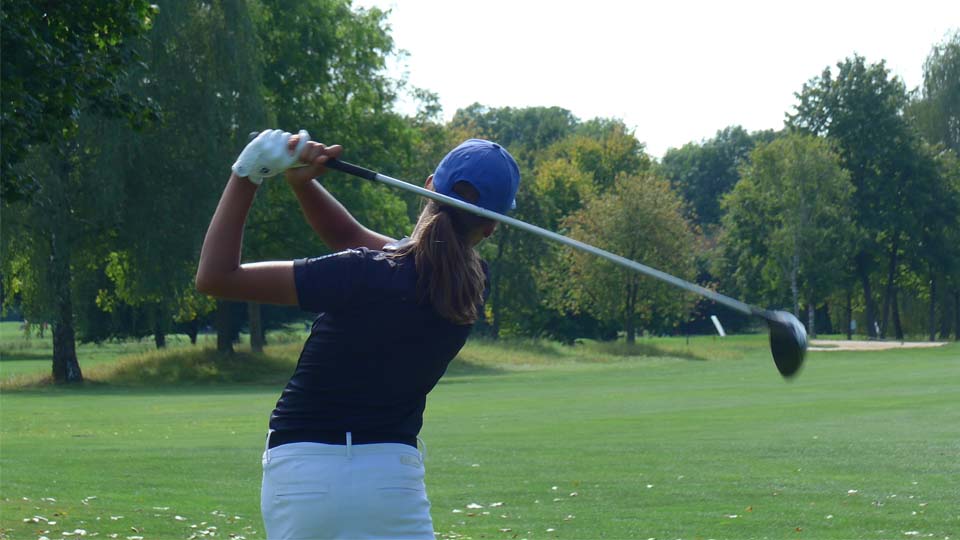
[232,129,310,185]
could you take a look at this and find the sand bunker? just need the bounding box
[809,339,950,351]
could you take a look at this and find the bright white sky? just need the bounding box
[354,0,958,159]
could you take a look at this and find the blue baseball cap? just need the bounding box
[432,139,520,214]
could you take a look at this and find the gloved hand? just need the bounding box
[232,129,310,185]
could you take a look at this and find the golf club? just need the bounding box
[250,133,807,378]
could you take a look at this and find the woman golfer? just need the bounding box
[196,130,520,540]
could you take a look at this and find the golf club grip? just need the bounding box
[325,159,377,181]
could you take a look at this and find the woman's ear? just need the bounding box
[424,175,434,191]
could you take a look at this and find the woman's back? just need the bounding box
[270,247,483,437]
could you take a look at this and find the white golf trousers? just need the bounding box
[261,434,433,540]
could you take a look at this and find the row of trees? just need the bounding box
[1,1,957,383]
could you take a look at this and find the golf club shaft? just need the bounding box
[324,158,764,319]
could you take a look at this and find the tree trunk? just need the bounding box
[879,231,900,338]
[856,253,878,338]
[846,288,853,340]
[489,228,508,339]
[790,262,800,318]
[154,328,166,349]
[807,302,816,338]
[928,276,937,342]
[892,290,904,341]
[216,300,234,353]
[153,305,166,349]
[186,318,199,345]
[624,280,636,344]
[955,289,960,341]
[248,302,265,353]
[49,231,83,384]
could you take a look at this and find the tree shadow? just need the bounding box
[438,357,508,381]
[576,340,708,362]
[0,351,52,361]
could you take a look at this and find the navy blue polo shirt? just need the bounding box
[268,246,484,438]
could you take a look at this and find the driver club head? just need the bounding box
[765,310,807,378]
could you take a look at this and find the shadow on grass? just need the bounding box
[440,357,509,381]
[0,350,53,361]
[1,348,296,394]
[577,340,708,362]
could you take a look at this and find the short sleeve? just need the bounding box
[293,249,367,313]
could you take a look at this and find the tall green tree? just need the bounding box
[1,119,131,383]
[87,0,267,353]
[909,30,960,340]
[555,172,697,343]
[910,30,960,155]
[246,0,416,348]
[0,2,160,382]
[787,55,916,338]
[661,126,776,229]
[1,0,158,202]
[717,134,855,335]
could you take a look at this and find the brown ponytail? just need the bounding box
[391,187,492,325]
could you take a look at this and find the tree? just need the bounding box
[911,30,960,155]
[244,0,417,350]
[787,55,917,338]
[661,126,776,230]
[717,134,855,335]
[556,172,697,343]
[1,0,158,202]
[1,119,130,383]
[1,1,161,382]
[909,30,960,340]
[83,0,268,353]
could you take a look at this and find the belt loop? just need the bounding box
[263,429,275,465]
[416,436,426,464]
[346,431,353,459]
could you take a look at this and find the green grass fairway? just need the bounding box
[1,336,958,539]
